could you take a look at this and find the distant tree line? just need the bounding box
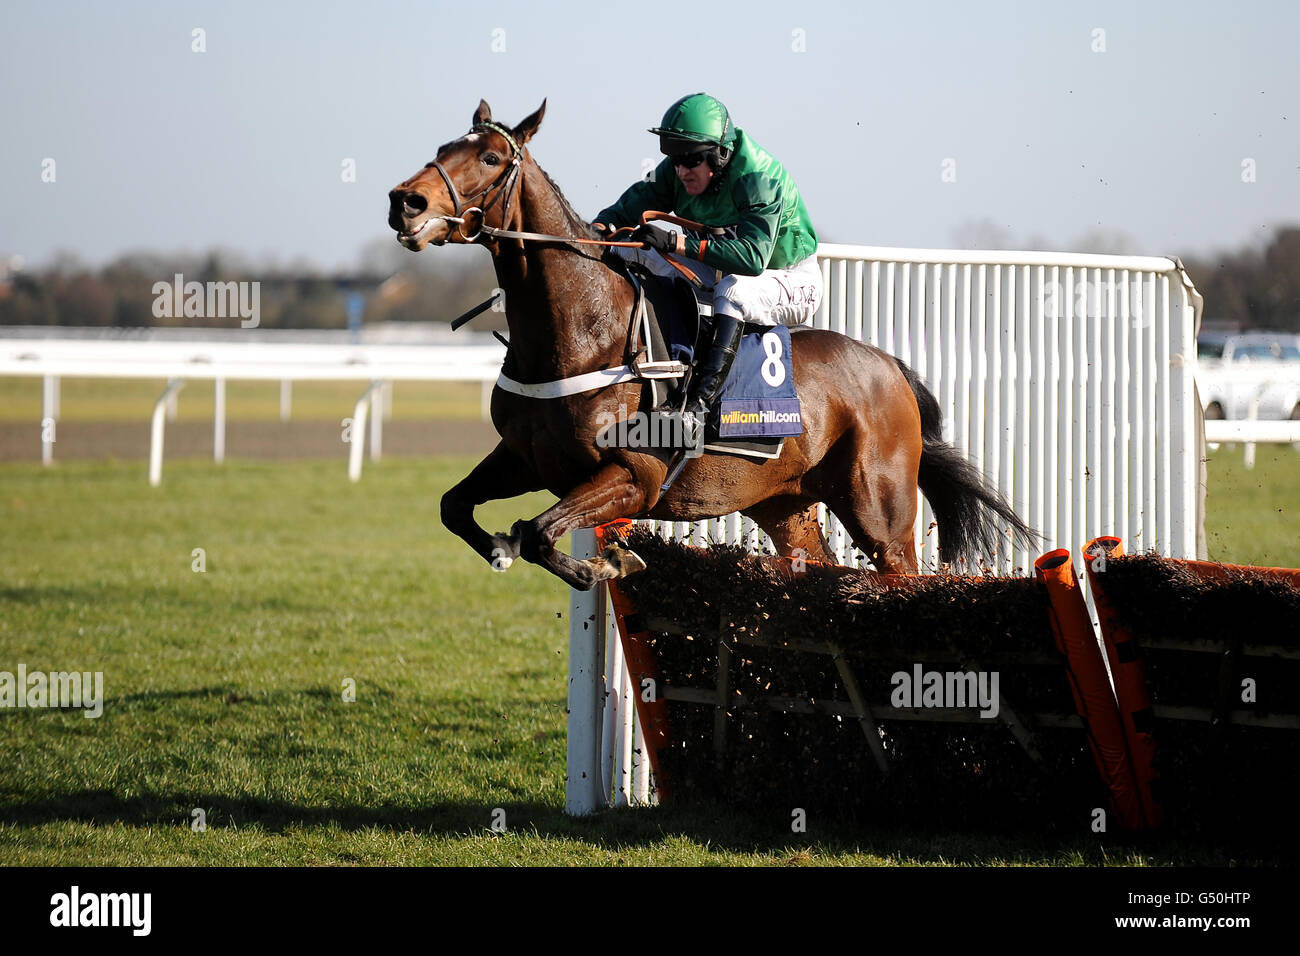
[2,228,1298,333]
[0,240,502,331]
[1182,227,1300,331]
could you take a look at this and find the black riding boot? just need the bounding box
[686,314,745,420]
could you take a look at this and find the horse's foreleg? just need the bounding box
[441,442,546,571]
[513,461,650,591]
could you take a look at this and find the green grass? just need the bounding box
[1204,443,1300,567]
[1,447,1296,865]
[0,376,485,423]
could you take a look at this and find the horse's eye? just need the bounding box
[483,153,500,167]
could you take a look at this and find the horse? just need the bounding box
[387,99,1035,590]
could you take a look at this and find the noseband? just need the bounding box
[425,121,523,241]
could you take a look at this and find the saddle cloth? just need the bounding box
[629,264,803,460]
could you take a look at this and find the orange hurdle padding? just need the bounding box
[1034,548,1144,830]
[1083,536,1163,828]
[1166,558,1300,587]
[593,519,673,802]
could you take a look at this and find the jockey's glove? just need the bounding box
[631,223,681,255]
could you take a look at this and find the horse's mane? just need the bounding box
[531,157,600,240]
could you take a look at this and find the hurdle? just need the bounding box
[566,244,1206,815]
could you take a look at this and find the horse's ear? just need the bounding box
[513,99,546,146]
[473,99,492,126]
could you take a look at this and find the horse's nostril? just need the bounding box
[402,193,427,216]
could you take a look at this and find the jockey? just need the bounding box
[594,92,823,432]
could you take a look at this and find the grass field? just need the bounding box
[1203,444,1300,567]
[2,373,1298,866]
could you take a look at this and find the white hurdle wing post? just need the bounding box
[567,528,606,815]
[601,622,623,806]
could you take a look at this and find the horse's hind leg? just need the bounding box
[743,499,835,564]
[825,471,921,575]
[821,434,925,574]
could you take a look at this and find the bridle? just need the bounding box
[422,122,682,257]
[423,120,524,242]
[418,122,714,287]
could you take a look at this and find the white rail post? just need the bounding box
[213,376,226,464]
[279,380,292,423]
[567,528,606,815]
[41,374,58,466]
[347,381,382,483]
[149,379,186,487]
[369,379,384,462]
[1244,387,1264,470]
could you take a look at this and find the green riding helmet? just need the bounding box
[648,93,736,156]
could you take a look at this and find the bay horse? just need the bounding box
[387,99,1035,590]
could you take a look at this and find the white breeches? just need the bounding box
[615,247,824,327]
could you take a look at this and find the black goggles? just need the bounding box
[668,150,710,169]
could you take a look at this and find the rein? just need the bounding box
[470,212,716,288]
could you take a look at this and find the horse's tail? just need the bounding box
[891,357,1039,565]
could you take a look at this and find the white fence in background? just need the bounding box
[566,243,1208,814]
[0,338,505,484]
[1197,362,1300,467]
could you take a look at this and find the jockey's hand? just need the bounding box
[631,223,680,255]
[591,221,610,237]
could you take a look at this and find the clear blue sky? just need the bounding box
[2,0,1297,271]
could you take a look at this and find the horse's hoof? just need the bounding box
[603,545,647,578]
[489,532,520,572]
